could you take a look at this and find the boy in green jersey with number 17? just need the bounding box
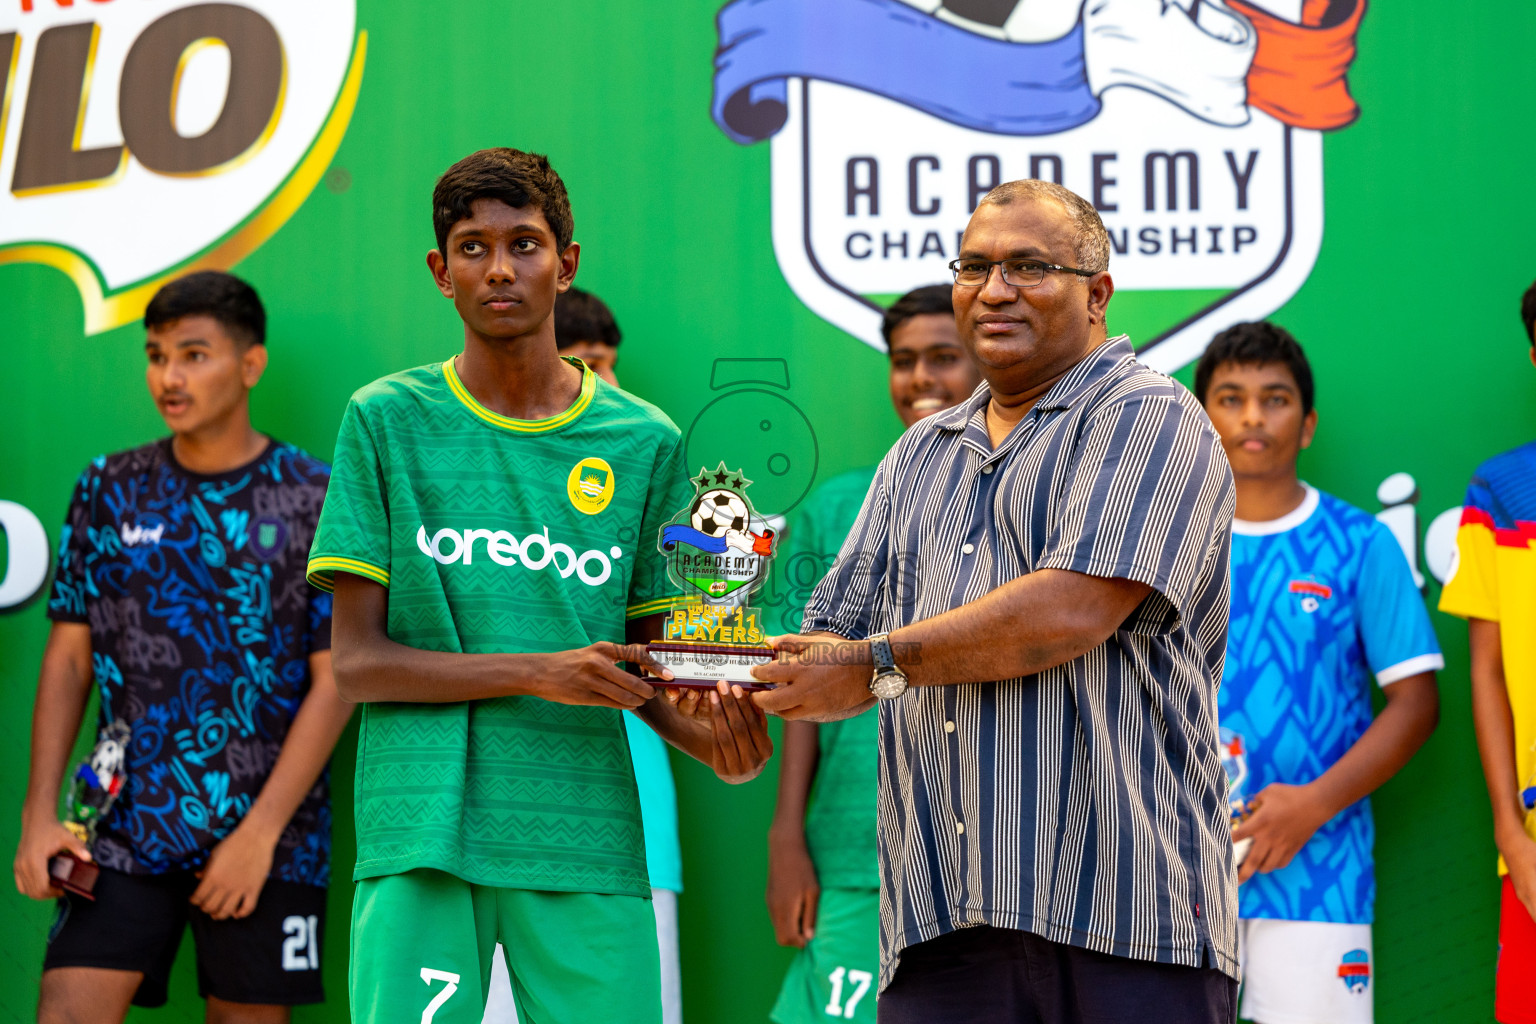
[307,148,773,1024]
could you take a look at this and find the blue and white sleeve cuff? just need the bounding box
[1375,653,1446,686]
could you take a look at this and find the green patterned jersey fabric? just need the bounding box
[774,466,881,890]
[308,356,691,896]
[806,711,879,890]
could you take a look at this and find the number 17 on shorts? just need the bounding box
[769,889,881,1024]
[824,966,874,1020]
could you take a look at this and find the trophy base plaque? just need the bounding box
[48,852,99,900]
[648,641,776,691]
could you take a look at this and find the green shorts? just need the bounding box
[770,887,880,1024]
[350,869,660,1024]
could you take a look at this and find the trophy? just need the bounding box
[1218,727,1254,867]
[48,721,130,899]
[648,463,779,690]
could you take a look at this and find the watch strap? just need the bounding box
[869,632,896,674]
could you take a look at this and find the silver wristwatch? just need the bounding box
[868,632,909,700]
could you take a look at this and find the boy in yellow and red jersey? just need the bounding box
[1439,278,1536,1024]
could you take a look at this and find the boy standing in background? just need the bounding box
[1439,280,1536,1024]
[766,285,980,1024]
[15,271,352,1022]
[553,287,622,387]
[1195,321,1441,1024]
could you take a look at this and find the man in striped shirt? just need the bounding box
[753,180,1239,1023]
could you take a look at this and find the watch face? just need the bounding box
[870,670,908,700]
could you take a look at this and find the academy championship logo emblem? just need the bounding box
[710,0,1365,371]
[0,1,366,334]
[659,463,777,602]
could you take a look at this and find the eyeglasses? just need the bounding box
[947,258,1098,288]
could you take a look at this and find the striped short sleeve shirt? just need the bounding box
[800,336,1238,990]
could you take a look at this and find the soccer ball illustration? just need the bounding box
[90,733,127,784]
[691,489,750,537]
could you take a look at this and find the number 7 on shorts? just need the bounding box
[420,968,461,1024]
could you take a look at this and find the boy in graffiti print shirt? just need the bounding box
[14,272,355,1021]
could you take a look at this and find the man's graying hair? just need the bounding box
[978,179,1111,274]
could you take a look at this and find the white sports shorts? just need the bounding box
[1238,918,1373,1024]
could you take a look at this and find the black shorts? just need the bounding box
[878,925,1238,1024]
[42,866,326,1007]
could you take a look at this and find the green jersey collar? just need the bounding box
[443,355,596,434]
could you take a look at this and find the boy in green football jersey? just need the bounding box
[766,285,980,1024]
[308,148,772,1024]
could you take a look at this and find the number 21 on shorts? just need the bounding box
[825,966,873,1019]
[281,915,320,971]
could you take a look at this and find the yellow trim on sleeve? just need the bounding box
[307,555,390,593]
[626,596,685,619]
[443,356,595,433]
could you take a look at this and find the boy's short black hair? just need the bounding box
[432,148,574,255]
[1194,320,1315,414]
[144,270,265,346]
[554,287,621,349]
[1521,279,1536,345]
[881,284,954,349]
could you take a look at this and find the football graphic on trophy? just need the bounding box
[1219,727,1254,867]
[48,721,131,899]
[651,463,780,689]
[691,489,751,538]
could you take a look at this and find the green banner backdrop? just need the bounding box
[1,1,1534,1020]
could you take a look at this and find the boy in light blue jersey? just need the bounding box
[1195,322,1441,1024]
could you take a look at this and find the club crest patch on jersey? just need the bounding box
[709,0,1365,372]
[1337,948,1370,992]
[1289,576,1333,613]
[250,516,287,561]
[567,457,616,515]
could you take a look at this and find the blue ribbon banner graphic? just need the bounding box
[711,0,1100,144]
[662,524,733,554]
